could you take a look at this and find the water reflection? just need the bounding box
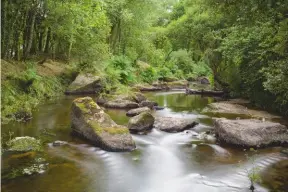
[1,91,287,192]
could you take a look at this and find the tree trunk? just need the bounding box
[44,27,51,53]
[1,0,7,58]
[38,29,44,52]
[13,30,20,60]
[68,34,73,60]
[23,8,37,60]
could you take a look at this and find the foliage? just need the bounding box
[139,67,158,84]
[105,55,135,85]
[163,0,288,115]
[2,0,288,117]
[1,62,69,123]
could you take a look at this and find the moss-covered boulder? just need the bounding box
[128,112,155,133]
[65,73,102,95]
[126,107,151,117]
[7,136,42,152]
[71,97,136,152]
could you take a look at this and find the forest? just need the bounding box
[2,1,288,192]
[1,0,288,121]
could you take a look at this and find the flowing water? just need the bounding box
[1,91,287,192]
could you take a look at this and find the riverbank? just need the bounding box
[1,59,77,123]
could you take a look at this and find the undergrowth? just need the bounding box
[1,62,73,123]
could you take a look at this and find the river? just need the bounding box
[1,91,287,192]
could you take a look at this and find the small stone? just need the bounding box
[52,140,68,146]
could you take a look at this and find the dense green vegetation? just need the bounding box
[1,0,288,120]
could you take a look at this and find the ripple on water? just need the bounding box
[2,91,287,192]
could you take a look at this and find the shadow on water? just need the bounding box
[2,91,287,192]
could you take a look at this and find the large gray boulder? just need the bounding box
[214,118,288,147]
[104,100,139,109]
[71,97,136,152]
[154,117,198,133]
[126,107,151,117]
[65,73,102,95]
[128,112,155,133]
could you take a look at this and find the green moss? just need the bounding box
[103,127,129,135]
[89,100,98,109]
[7,137,42,152]
[76,103,91,114]
[88,120,128,135]
[88,121,103,135]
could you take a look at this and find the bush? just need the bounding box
[139,67,158,83]
[106,55,135,84]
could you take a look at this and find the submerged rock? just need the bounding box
[71,97,136,152]
[65,73,102,95]
[261,159,288,192]
[214,118,288,147]
[126,107,151,117]
[128,112,155,133]
[154,117,198,133]
[104,99,139,109]
[139,100,158,109]
[196,132,217,143]
[52,140,68,147]
[7,136,42,152]
[153,106,165,110]
[2,156,47,180]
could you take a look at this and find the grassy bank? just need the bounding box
[1,60,77,123]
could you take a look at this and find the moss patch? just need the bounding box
[88,121,103,135]
[103,127,129,135]
[7,137,42,152]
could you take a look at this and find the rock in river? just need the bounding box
[214,118,288,147]
[154,117,198,133]
[7,136,42,152]
[126,107,151,117]
[139,100,158,109]
[65,73,102,95]
[128,112,155,133]
[71,97,136,152]
[203,102,281,120]
[104,99,139,109]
